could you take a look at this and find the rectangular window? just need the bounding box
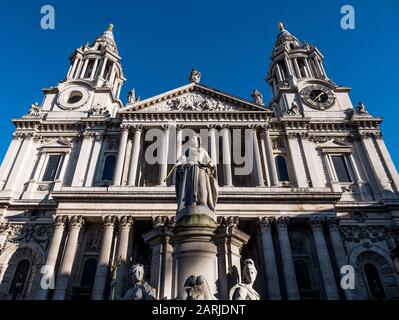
[331,155,352,183]
[42,155,62,182]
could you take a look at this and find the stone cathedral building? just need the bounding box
[0,23,398,301]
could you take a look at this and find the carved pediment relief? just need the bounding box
[144,92,242,112]
[122,84,267,113]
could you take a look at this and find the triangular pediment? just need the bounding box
[319,140,351,148]
[41,138,71,149]
[120,83,270,113]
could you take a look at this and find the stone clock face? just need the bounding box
[300,85,335,110]
[57,86,90,110]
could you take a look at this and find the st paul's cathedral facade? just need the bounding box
[0,23,398,300]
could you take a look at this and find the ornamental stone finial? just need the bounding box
[278,22,284,31]
[108,24,114,32]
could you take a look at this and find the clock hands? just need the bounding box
[311,91,325,103]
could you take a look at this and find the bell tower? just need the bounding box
[40,24,126,119]
[265,23,353,119]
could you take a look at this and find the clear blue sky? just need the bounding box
[1,0,398,168]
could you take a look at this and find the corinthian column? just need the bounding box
[327,218,354,300]
[127,125,143,186]
[221,124,233,186]
[113,125,130,186]
[250,125,264,186]
[258,217,281,299]
[53,216,85,300]
[309,218,339,300]
[113,216,133,299]
[261,125,279,187]
[36,216,67,300]
[158,125,170,186]
[276,217,299,299]
[91,216,117,300]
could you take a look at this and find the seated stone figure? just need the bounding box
[176,275,217,300]
[121,264,157,300]
[229,259,260,300]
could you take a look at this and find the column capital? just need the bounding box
[217,216,239,228]
[152,216,175,228]
[120,124,130,131]
[258,216,274,229]
[309,217,324,230]
[276,216,290,229]
[326,217,340,229]
[103,215,117,228]
[54,216,68,229]
[176,124,185,131]
[132,124,143,132]
[161,124,169,132]
[259,124,270,132]
[247,124,262,131]
[118,216,133,229]
[68,215,85,230]
[207,124,217,130]
[220,124,230,130]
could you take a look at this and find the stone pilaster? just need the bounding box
[214,216,250,300]
[143,216,175,299]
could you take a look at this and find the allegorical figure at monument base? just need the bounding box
[120,264,157,300]
[230,259,260,300]
[174,134,218,222]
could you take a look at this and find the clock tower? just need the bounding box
[40,24,126,120]
[265,23,353,119]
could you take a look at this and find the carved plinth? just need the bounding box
[175,205,217,229]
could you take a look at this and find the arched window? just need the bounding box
[101,155,116,181]
[9,259,31,297]
[275,155,289,182]
[294,259,312,290]
[364,263,385,300]
[80,258,98,287]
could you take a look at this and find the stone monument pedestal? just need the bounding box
[143,211,251,300]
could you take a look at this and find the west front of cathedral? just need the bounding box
[0,23,398,300]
